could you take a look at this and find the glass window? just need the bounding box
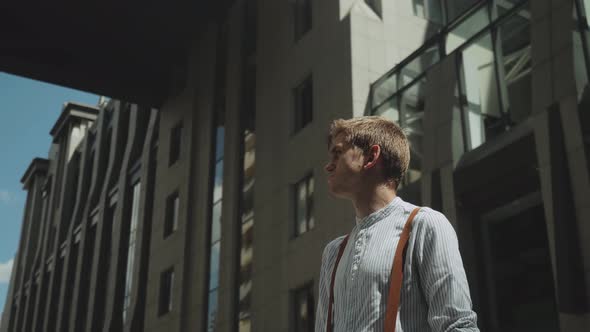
[400,79,426,189]
[294,0,312,40]
[446,5,490,54]
[158,267,174,316]
[372,72,397,108]
[457,32,503,150]
[293,284,314,332]
[496,4,532,124]
[446,0,481,23]
[123,181,141,323]
[169,122,182,166]
[207,289,218,332]
[374,96,400,123]
[413,0,444,25]
[207,121,224,332]
[399,44,440,86]
[294,174,314,236]
[164,192,179,238]
[574,1,590,100]
[294,76,313,132]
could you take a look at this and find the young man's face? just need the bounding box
[324,133,366,199]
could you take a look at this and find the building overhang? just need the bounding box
[21,158,50,189]
[0,1,232,107]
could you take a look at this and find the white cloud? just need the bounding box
[0,191,14,204]
[0,258,14,283]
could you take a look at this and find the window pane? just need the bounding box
[306,177,314,230]
[209,242,220,290]
[497,5,532,124]
[173,195,179,231]
[574,2,590,101]
[207,289,218,332]
[213,160,224,202]
[458,32,502,150]
[446,0,481,23]
[212,201,222,243]
[401,79,426,186]
[400,45,439,86]
[374,96,400,123]
[294,286,313,332]
[373,72,397,107]
[413,0,444,26]
[296,181,308,235]
[446,5,490,54]
[294,77,313,131]
[158,268,174,316]
[169,123,182,166]
[215,127,225,160]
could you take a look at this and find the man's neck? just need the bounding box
[352,185,397,219]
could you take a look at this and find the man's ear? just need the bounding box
[364,145,381,169]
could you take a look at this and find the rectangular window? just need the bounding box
[294,174,314,236]
[164,192,179,237]
[445,4,490,54]
[293,0,312,41]
[123,180,141,323]
[293,283,314,332]
[294,76,313,133]
[158,267,174,316]
[169,122,183,166]
[445,0,480,23]
[457,32,503,150]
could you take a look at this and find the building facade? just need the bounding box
[2,0,590,332]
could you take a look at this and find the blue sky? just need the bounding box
[0,72,99,316]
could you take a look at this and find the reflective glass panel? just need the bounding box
[294,286,313,332]
[296,179,308,235]
[401,79,426,186]
[373,72,397,107]
[497,4,532,124]
[207,289,218,332]
[574,2,590,101]
[400,45,440,86]
[446,0,480,23]
[213,160,224,202]
[374,96,400,123]
[307,177,314,230]
[458,32,502,150]
[413,0,444,25]
[212,201,222,243]
[209,242,220,290]
[446,5,490,54]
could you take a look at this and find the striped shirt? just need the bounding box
[315,196,479,332]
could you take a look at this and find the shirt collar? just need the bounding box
[355,196,403,228]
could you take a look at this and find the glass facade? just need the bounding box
[293,284,314,332]
[123,180,141,323]
[575,0,590,100]
[206,123,225,332]
[372,0,531,153]
[158,267,174,316]
[163,192,179,238]
[294,174,314,236]
[294,76,313,133]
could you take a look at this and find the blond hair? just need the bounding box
[327,116,410,189]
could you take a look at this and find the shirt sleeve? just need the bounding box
[414,210,480,332]
[315,237,344,332]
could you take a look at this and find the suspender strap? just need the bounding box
[384,207,421,332]
[326,234,349,332]
[326,207,421,332]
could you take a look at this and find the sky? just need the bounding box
[0,72,99,317]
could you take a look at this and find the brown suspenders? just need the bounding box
[326,207,421,332]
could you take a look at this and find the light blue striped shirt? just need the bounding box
[315,196,479,332]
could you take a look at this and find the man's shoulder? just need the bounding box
[412,206,456,238]
[321,235,348,262]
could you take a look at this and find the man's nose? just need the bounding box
[324,162,334,173]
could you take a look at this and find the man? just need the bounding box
[315,116,479,331]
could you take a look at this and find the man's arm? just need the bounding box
[414,210,479,332]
